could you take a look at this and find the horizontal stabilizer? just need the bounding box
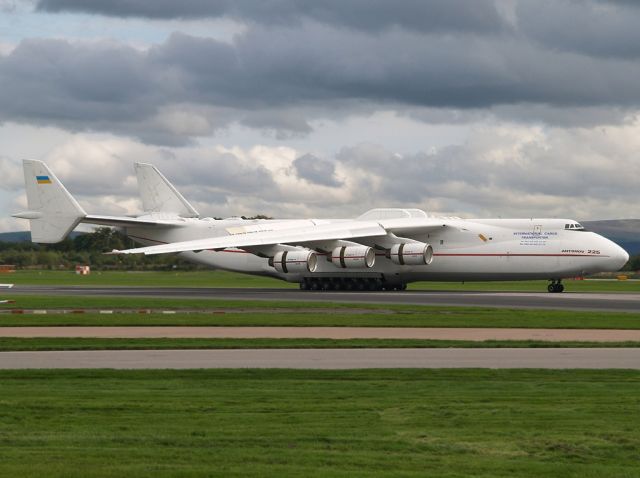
[82,214,181,228]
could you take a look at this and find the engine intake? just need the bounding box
[331,246,375,269]
[273,250,318,273]
[390,242,433,265]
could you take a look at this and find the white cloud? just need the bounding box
[2,116,638,234]
[0,42,16,55]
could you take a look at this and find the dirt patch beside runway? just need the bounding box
[2,326,640,341]
[2,348,640,369]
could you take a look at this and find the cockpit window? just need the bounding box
[565,222,586,231]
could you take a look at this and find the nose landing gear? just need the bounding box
[547,280,564,293]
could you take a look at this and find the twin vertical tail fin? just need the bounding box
[134,163,199,218]
[12,160,198,243]
[12,160,86,243]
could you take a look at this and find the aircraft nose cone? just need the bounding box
[619,247,630,267]
[610,244,629,270]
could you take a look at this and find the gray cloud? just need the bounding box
[293,153,341,187]
[517,0,640,59]
[35,0,508,34]
[4,1,640,144]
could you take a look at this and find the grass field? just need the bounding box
[4,269,639,292]
[0,369,638,477]
[2,337,640,351]
[2,273,637,477]
[2,301,640,329]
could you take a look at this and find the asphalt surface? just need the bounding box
[2,326,640,341]
[2,348,640,369]
[8,285,640,312]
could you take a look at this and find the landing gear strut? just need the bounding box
[299,277,406,292]
[547,280,564,293]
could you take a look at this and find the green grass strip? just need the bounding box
[2,337,640,351]
[0,368,639,477]
[2,307,640,328]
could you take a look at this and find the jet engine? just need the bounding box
[331,245,375,269]
[273,250,318,273]
[389,242,433,265]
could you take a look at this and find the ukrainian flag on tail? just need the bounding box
[36,175,51,184]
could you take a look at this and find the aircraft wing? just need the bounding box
[112,221,387,255]
[112,219,449,255]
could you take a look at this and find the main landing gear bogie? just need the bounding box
[299,277,407,292]
[547,280,564,293]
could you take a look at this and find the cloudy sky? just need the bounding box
[1,0,639,231]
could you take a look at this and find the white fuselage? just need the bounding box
[123,216,629,284]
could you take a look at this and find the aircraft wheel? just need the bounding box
[310,280,320,291]
[548,282,564,293]
[299,281,308,290]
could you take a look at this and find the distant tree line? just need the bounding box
[0,228,201,270]
[625,254,640,272]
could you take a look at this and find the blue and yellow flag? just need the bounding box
[36,175,51,184]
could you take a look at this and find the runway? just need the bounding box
[2,326,640,341]
[9,285,640,312]
[1,348,640,369]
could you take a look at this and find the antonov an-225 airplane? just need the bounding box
[13,160,629,292]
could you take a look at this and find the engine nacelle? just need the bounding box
[273,250,318,273]
[331,246,375,269]
[390,242,433,265]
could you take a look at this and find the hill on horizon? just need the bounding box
[582,219,640,255]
